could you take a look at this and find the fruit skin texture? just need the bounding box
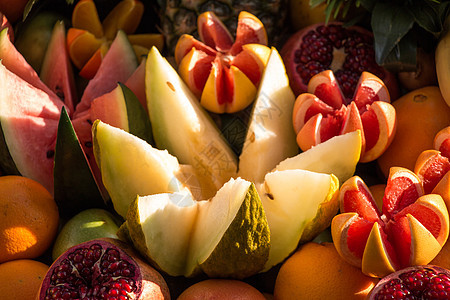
[0,175,59,263]
[0,259,49,300]
[332,167,450,278]
[38,238,171,299]
[178,279,267,300]
[273,242,379,299]
[367,265,450,299]
[51,208,121,261]
[377,86,450,178]
[280,22,398,99]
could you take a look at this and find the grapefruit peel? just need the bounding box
[175,11,270,114]
[293,70,397,162]
[332,167,450,278]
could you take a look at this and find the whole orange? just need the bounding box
[178,279,267,300]
[273,242,379,299]
[0,259,49,300]
[430,239,450,270]
[0,175,59,263]
[377,86,450,178]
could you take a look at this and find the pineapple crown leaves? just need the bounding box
[313,0,450,72]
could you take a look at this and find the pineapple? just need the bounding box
[156,0,289,54]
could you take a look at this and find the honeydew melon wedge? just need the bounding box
[92,120,195,218]
[259,169,340,270]
[125,177,270,278]
[145,46,237,198]
[237,47,299,184]
[273,130,362,185]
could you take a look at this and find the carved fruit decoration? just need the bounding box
[332,167,450,278]
[174,11,270,114]
[292,70,396,162]
[414,126,450,209]
[281,22,399,99]
[37,238,170,299]
[368,265,450,299]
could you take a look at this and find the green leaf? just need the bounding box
[371,2,415,65]
[408,2,442,36]
[378,31,417,72]
[53,107,108,220]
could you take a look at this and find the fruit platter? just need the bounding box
[2,0,450,299]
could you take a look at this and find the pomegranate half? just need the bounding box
[281,22,399,100]
[37,238,170,299]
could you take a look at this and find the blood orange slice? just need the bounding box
[293,70,396,162]
[175,11,269,114]
[332,167,449,278]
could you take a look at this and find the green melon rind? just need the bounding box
[120,82,153,145]
[125,178,270,279]
[195,182,270,279]
[53,107,107,219]
[145,46,237,196]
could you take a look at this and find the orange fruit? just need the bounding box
[430,238,450,270]
[377,86,450,178]
[0,259,49,300]
[0,175,59,263]
[273,242,379,299]
[178,279,266,300]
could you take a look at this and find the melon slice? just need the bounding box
[92,120,192,218]
[0,28,59,100]
[40,20,78,116]
[237,47,299,184]
[125,56,147,111]
[259,169,340,270]
[125,177,270,278]
[0,61,65,194]
[145,46,237,198]
[74,30,138,117]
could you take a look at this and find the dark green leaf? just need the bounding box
[408,2,441,35]
[371,2,415,65]
[378,31,417,72]
[358,0,376,11]
[54,107,108,219]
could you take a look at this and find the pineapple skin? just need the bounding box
[157,0,289,54]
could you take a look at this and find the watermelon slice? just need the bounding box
[40,20,78,116]
[74,30,138,117]
[0,60,65,194]
[0,28,61,103]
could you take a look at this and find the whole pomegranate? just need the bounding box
[281,22,399,100]
[368,265,450,299]
[37,238,171,299]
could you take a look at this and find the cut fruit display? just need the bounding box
[175,11,270,113]
[332,167,450,278]
[67,0,163,79]
[292,70,397,162]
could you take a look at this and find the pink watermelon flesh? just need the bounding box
[125,57,147,112]
[73,30,138,117]
[0,61,65,194]
[0,28,61,105]
[40,20,78,116]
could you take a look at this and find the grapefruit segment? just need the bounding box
[434,126,450,157]
[332,167,449,277]
[175,11,269,114]
[293,70,396,162]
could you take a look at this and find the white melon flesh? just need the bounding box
[127,177,270,278]
[92,120,191,217]
[237,47,299,184]
[259,169,339,270]
[274,130,362,185]
[145,47,237,197]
